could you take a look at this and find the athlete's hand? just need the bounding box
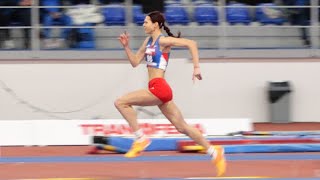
[193,67,202,83]
[118,31,130,47]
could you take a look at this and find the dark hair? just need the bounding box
[147,11,181,38]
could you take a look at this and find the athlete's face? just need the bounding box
[143,16,157,34]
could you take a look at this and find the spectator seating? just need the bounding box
[99,0,124,4]
[133,4,145,25]
[165,0,183,5]
[102,4,126,26]
[192,0,213,5]
[69,23,96,49]
[255,3,286,25]
[194,3,218,25]
[164,4,189,25]
[226,2,251,25]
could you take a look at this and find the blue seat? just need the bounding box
[165,0,181,5]
[99,0,124,4]
[192,0,213,5]
[71,23,96,49]
[9,21,24,26]
[102,5,126,26]
[133,5,145,26]
[226,3,251,25]
[255,3,285,25]
[164,4,189,25]
[194,3,218,25]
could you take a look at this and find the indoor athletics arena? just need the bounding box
[0,0,319,180]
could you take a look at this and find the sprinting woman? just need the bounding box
[115,11,226,176]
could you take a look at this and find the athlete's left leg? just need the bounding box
[158,101,226,176]
[158,101,211,149]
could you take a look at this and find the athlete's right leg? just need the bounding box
[114,89,162,132]
[114,89,162,158]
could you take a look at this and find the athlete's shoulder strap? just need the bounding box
[155,34,165,45]
[146,36,153,45]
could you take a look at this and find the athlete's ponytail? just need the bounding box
[148,11,181,38]
[163,24,181,38]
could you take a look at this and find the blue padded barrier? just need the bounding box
[107,137,179,151]
[230,131,320,136]
[94,136,320,153]
[225,144,320,153]
[95,144,128,153]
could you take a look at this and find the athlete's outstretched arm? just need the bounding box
[118,31,149,67]
[159,37,202,81]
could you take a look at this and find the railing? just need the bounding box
[0,0,320,59]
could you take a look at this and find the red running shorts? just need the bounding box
[148,78,173,103]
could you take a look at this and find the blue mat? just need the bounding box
[108,137,179,151]
[104,136,320,153]
[230,131,320,136]
[226,144,320,153]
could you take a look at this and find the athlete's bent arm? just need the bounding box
[118,32,149,67]
[160,37,199,68]
[160,37,202,81]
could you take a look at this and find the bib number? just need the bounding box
[146,55,153,62]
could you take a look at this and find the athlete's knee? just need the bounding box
[175,124,188,134]
[178,124,197,135]
[114,97,127,109]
